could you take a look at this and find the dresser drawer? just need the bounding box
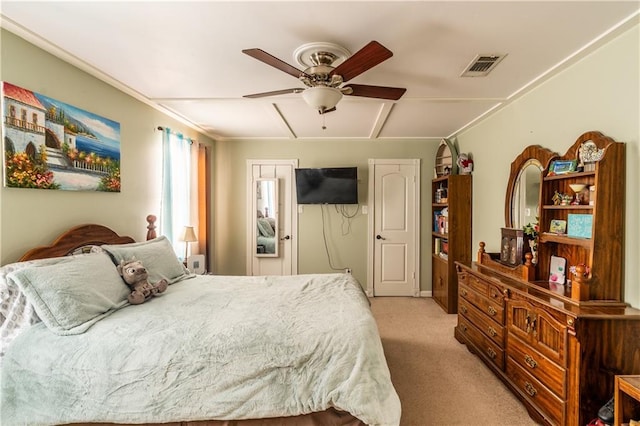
[458,315,505,370]
[507,357,565,426]
[459,271,505,302]
[459,282,504,325]
[508,333,566,399]
[459,297,505,348]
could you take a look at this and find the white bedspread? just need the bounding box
[1,273,400,425]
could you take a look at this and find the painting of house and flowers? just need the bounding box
[2,82,120,192]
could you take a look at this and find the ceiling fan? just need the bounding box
[242,41,406,114]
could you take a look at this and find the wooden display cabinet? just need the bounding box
[454,131,640,425]
[432,174,472,313]
[537,131,625,302]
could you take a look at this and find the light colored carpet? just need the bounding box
[370,297,541,426]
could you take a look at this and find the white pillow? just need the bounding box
[8,253,130,335]
[1,256,76,358]
[102,236,192,284]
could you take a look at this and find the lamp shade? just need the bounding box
[180,226,197,242]
[302,87,343,112]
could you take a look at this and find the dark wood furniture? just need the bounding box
[455,131,640,426]
[431,174,472,313]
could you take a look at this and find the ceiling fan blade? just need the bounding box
[343,84,406,100]
[243,88,303,99]
[242,48,310,79]
[330,41,393,83]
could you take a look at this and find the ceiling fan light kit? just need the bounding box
[302,87,343,114]
[243,40,407,115]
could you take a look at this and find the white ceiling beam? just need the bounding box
[369,103,394,139]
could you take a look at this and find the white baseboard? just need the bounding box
[366,291,433,298]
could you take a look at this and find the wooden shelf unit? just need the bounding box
[431,174,472,313]
[536,132,625,302]
[454,132,639,426]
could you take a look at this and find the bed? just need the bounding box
[0,218,400,426]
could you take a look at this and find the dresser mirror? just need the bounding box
[255,178,278,257]
[504,145,557,229]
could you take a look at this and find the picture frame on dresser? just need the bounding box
[549,219,567,234]
[549,159,577,175]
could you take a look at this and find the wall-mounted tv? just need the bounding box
[295,167,358,204]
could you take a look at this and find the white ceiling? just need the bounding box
[1,1,638,142]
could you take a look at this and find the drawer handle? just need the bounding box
[524,355,538,369]
[487,347,496,359]
[461,289,468,297]
[461,305,468,314]
[487,326,497,337]
[460,324,468,333]
[524,382,537,397]
[487,306,497,316]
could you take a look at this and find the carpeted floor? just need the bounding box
[370,297,541,426]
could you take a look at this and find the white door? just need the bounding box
[246,160,298,276]
[367,159,420,296]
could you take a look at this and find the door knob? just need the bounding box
[376,235,385,240]
[280,235,291,240]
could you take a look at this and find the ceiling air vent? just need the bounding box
[460,54,507,77]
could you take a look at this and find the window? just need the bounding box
[159,127,210,270]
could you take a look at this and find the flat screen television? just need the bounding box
[295,167,358,204]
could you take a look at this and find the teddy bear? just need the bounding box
[117,258,168,305]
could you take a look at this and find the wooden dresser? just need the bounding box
[456,260,640,425]
[455,132,640,426]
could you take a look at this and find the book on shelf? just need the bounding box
[434,238,442,255]
[441,239,449,255]
[433,210,441,233]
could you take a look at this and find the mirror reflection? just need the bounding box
[255,178,278,257]
[505,145,556,229]
[511,160,542,229]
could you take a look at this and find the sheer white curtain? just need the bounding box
[160,127,198,260]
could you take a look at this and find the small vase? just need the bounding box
[529,239,538,264]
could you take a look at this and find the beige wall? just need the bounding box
[2,21,638,306]
[215,139,438,288]
[455,23,639,307]
[0,29,215,265]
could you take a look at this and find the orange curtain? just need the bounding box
[197,145,210,271]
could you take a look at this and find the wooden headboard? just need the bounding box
[18,215,158,261]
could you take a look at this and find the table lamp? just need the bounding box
[180,226,197,263]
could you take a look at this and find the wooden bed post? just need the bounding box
[146,215,157,241]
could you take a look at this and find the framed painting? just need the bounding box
[2,82,121,191]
